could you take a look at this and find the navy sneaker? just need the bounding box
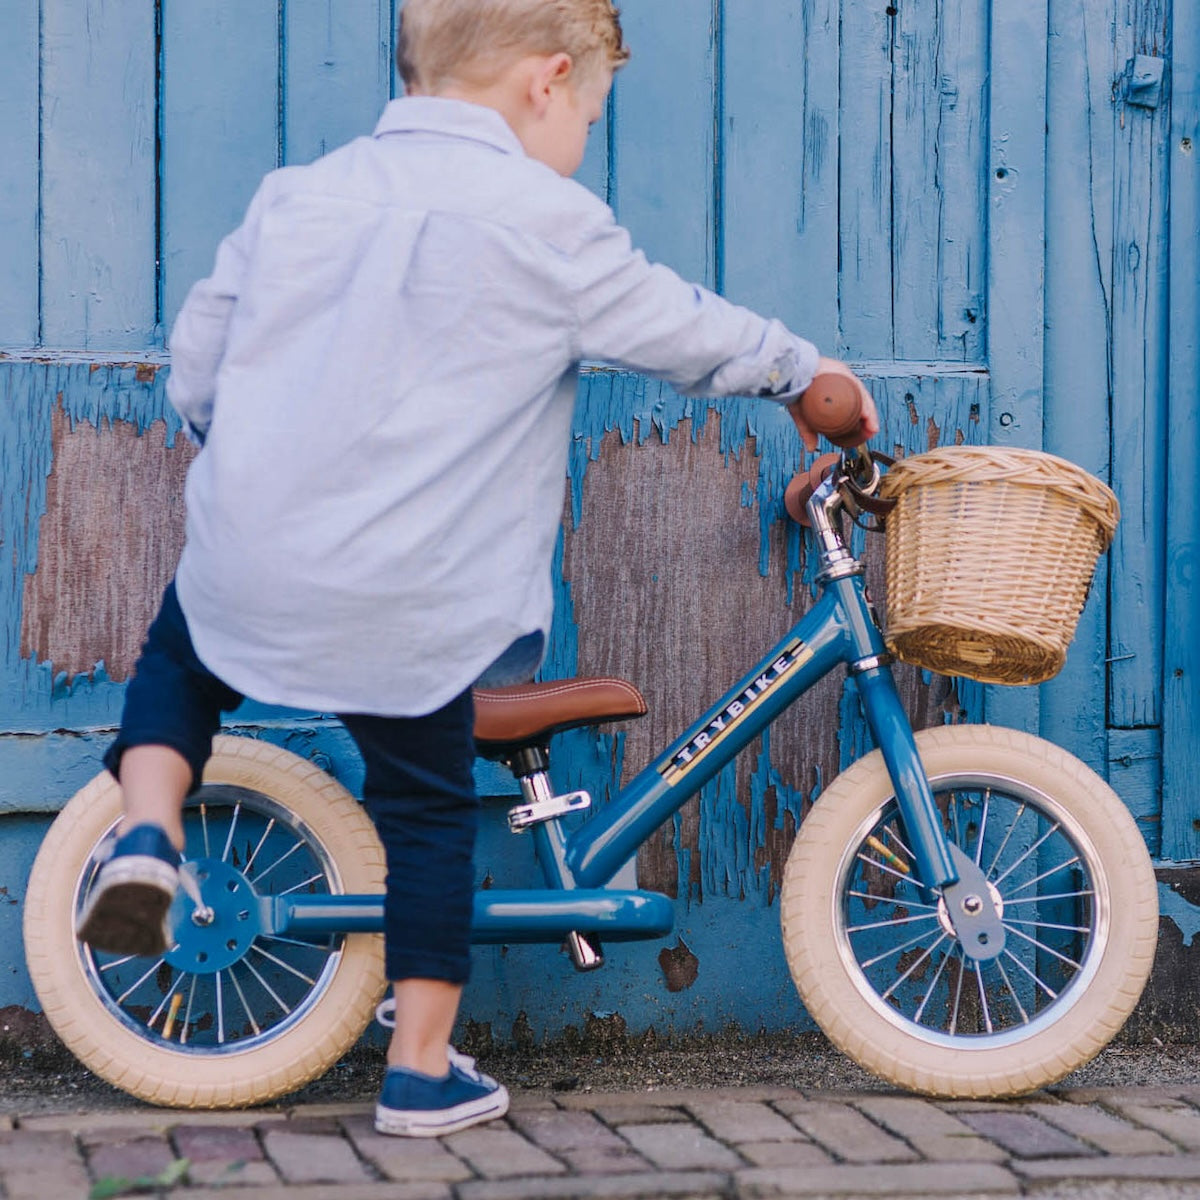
[75,824,182,957]
[375,1054,510,1137]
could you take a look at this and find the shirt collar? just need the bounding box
[373,96,526,158]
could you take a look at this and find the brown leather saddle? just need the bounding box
[473,677,647,758]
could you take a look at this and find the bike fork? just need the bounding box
[853,664,1007,959]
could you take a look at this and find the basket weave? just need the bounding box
[878,446,1120,685]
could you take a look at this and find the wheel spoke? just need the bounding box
[855,851,915,887]
[148,971,187,1029]
[220,802,243,864]
[241,954,293,1016]
[1003,917,1091,934]
[991,821,1064,887]
[1002,947,1059,1001]
[250,840,305,887]
[244,817,277,876]
[180,975,198,1046]
[277,872,326,897]
[974,961,994,1034]
[1003,857,1082,898]
[847,889,938,910]
[879,932,950,1002]
[216,970,226,1044]
[859,926,941,971]
[1002,889,1093,906]
[227,966,260,1037]
[250,944,318,986]
[845,911,942,934]
[994,955,1031,1024]
[116,956,168,1006]
[199,802,211,858]
[985,801,1027,878]
[911,943,955,1025]
[948,950,966,1035]
[974,788,992,866]
[1002,923,1083,972]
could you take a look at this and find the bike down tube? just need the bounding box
[563,588,852,889]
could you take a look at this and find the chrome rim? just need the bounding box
[75,784,346,1055]
[833,771,1109,1049]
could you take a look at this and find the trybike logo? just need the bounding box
[658,638,812,786]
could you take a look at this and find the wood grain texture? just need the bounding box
[20,396,194,683]
[0,0,39,346]
[1041,0,1120,774]
[1161,0,1200,861]
[722,0,838,345]
[557,381,971,901]
[284,0,392,166]
[1107,0,1171,729]
[160,0,279,334]
[40,0,157,349]
[611,0,717,287]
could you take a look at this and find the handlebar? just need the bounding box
[795,373,865,448]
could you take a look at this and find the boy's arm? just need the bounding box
[166,186,269,443]
[570,209,877,446]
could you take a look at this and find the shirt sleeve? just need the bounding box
[165,179,273,441]
[569,205,820,400]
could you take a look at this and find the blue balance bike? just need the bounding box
[24,375,1158,1107]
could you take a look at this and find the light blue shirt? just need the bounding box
[168,97,820,716]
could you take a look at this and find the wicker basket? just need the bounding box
[878,446,1120,685]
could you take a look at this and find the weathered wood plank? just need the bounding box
[20,395,194,683]
[40,0,157,349]
[1040,0,1119,774]
[982,0,1047,736]
[1161,0,1200,861]
[611,0,717,287]
[160,0,279,333]
[722,0,838,347]
[575,92,611,202]
[284,0,392,166]
[0,358,183,730]
[1107,0,1171,730]
[0,0,39,346]
[556,372,977,901]
[892,0,988,362]
[838,1,893,358]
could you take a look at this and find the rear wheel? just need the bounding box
[24,735,387,1108]
[781,724,1158,1097]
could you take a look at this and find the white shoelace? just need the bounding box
[374,997,481,1078]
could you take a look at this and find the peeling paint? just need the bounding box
[657,938,699,992]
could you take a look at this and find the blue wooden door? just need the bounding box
[1,0,1197,1036]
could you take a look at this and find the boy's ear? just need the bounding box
[528,52,574,112]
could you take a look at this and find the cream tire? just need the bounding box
[781,724,1158,1098]
[23,735,387,1108]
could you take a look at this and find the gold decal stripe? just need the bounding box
[660,643,813,786]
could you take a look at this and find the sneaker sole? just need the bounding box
[374,1086,510,1137]
[76,857,178,957]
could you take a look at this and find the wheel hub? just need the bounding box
[165,859,263,973]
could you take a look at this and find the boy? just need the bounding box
[76,0,878,1137]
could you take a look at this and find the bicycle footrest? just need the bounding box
[507,789,591,831]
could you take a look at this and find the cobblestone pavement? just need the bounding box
[11,1084,1200,1198]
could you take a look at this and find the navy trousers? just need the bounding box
[106,582,479,983]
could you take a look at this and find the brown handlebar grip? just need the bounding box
[784,453,841,524]
[796,373,864,447]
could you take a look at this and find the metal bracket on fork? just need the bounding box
[939,844,1006,962]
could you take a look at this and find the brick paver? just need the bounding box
[8,1082,1200,1195]
[773,1097,920,1163]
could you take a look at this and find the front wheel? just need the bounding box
[781,724,1158,1098]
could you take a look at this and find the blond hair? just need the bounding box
[397,0,629,93]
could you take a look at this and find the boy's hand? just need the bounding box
[787,358,880,452]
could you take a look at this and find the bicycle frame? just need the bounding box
[273,471,961,947]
